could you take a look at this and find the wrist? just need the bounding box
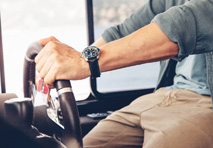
[80,57,91,78]
[81,46,101,79]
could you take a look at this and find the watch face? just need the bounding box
[82,46,100,59]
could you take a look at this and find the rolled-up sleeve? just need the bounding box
[152,0,213,60]
[102,0,166,43]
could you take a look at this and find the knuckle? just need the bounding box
[47,41,54,46]
[53,52,59,58]
[53,63,60,71]
[49,36,56,41]
[47,41,57,50]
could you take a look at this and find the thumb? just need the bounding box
[39,36,59,46]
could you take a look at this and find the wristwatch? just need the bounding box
[81,46,101,79]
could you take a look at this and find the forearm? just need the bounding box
[35,23,178,85]
[98,23,178,72]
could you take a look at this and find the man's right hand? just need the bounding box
[35,36,90,88]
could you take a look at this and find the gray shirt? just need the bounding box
[102,0,213,97]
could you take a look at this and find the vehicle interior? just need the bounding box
[0,0,160,147]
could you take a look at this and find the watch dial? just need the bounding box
[83,46,99,58]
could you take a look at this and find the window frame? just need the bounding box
[0,14,6,93]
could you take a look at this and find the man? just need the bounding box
[35,0,213,147]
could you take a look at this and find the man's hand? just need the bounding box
[35,36,90,88]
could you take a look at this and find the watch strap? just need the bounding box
[88,59,100,79]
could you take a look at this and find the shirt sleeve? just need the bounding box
[152,0,213,60]
[102,0,166,43]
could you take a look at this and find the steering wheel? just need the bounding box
[23,42,83,147]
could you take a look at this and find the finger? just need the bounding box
[35,45,47,64]
[35,52,49,73]
[35,41,54,72]
[39,58,54,79]
[43,64,57,87]
[47,83,54,89]
[39,36,59,46]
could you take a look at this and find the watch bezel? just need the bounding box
[81,46,100,61]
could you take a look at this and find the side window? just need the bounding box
[1,0,89,100]
[93,0,160,93]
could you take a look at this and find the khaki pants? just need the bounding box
[83,88,213,148]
